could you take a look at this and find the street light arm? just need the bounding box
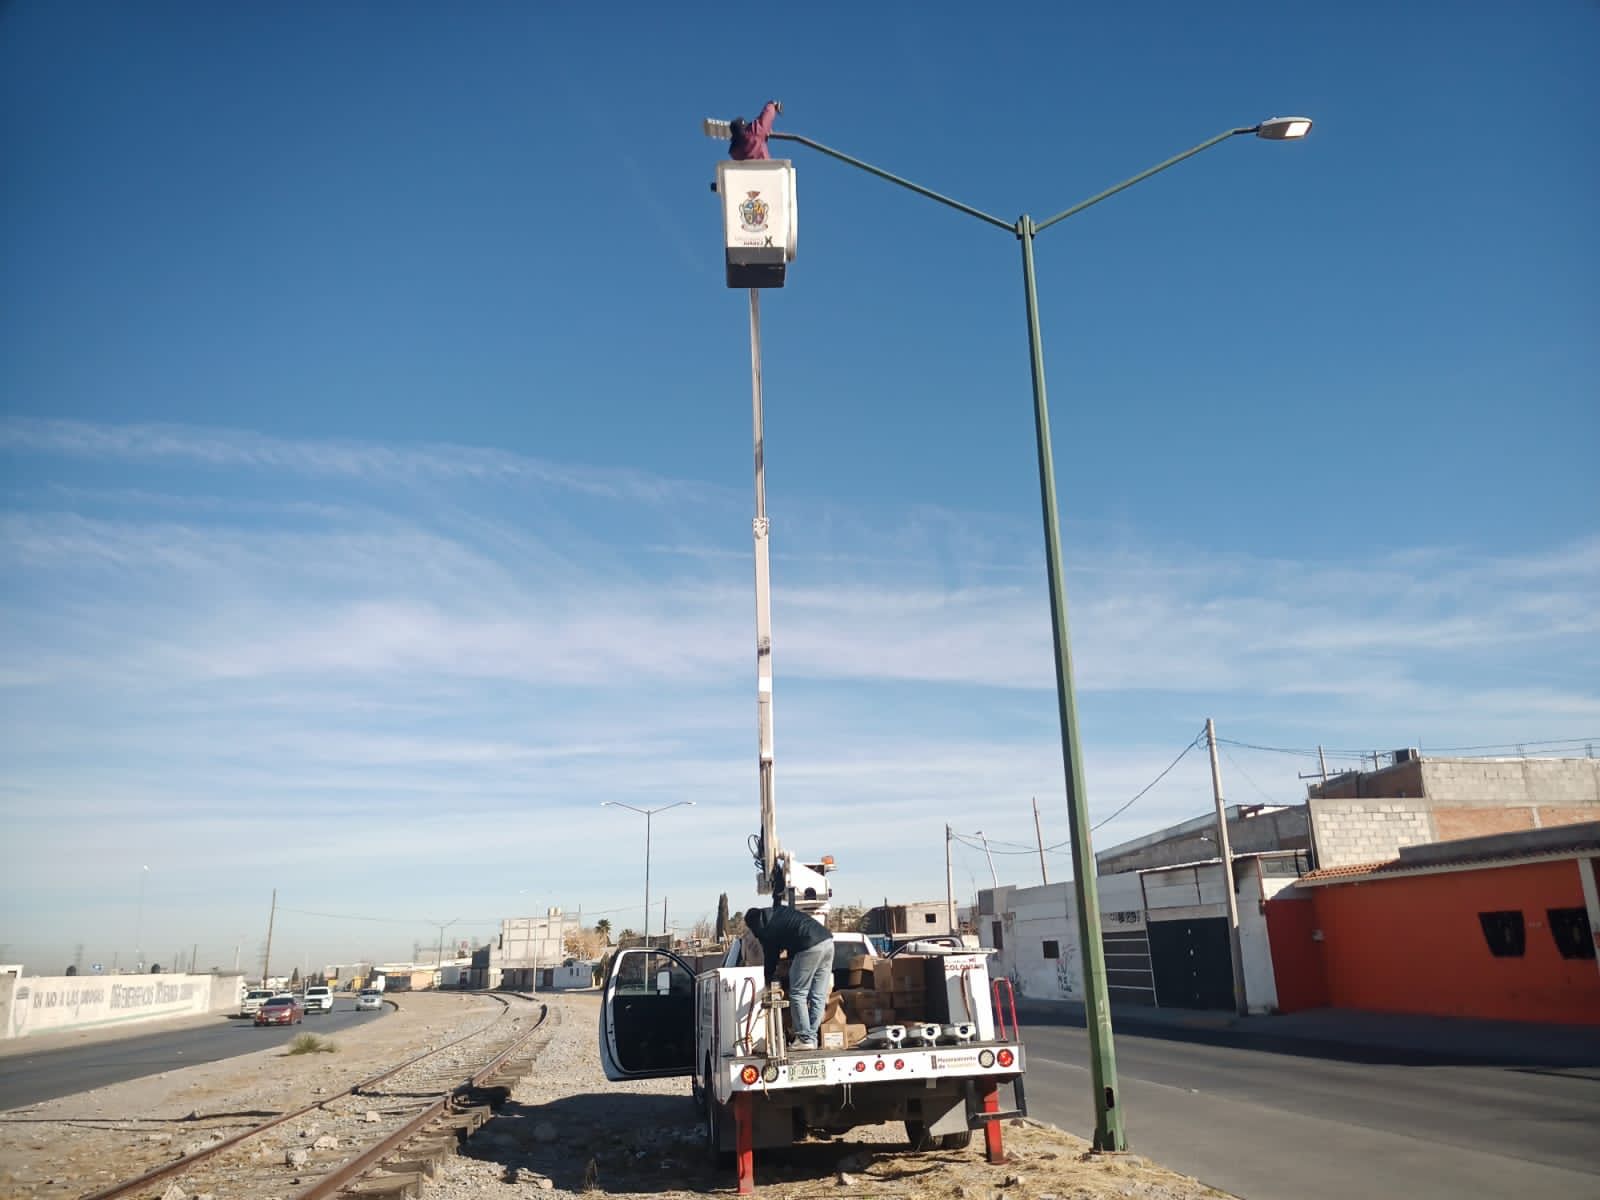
[603,801,650,816]
[770,132,1014,233]
[1033,127,1254,235]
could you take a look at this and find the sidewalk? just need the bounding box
[1014,998,1600,1068]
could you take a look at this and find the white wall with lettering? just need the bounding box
[1,972,218,1039]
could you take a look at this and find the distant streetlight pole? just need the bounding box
[701,110,1312,1153]
[602,801,695,943]
[973,831,1000,888]
[136,865,149,973]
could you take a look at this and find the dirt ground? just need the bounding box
[434,994,1233,1200]
[0,991,1234,1200]
[0,991,511,1198]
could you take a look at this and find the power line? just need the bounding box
[1220,745,1281,806]
[1215,737,1364,760]
[1089,730,1207,833]
[1422,737,1599,753]
[1218,734,1598,761]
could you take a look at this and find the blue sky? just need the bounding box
[2,2,1595,974]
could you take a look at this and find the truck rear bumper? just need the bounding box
[716,1041,1024,1099]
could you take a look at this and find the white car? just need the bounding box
[303,985,335,1014]
[355,988,383,1012]
[240,988,273,1017]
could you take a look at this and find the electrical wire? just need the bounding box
[1219,745,1281,806]
[1088,729,1207,833]
[952,726,1211,852]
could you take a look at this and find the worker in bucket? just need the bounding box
[728,100,782,161]
[745,904,832,1051]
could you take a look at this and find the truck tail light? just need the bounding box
[893,1058,905,1070]
[873,1059,886,1071]
[854,1061,866,1073]
[740,1065,760,1085]
[997,1048,1015,1068]
[761,1064,780,1083]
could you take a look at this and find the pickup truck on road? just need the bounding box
[302,986,334,1013]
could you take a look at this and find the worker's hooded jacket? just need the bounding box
[729,102,779,161]
[746,905,830,985]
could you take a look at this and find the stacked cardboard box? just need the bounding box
[788,953,941,1050]
[816,991,868,1049]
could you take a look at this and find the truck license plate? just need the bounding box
[788,1059,826,1082]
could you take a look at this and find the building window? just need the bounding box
[1042,940,1060,960]
[925,912,939,924]
[991,921,1004,951]
[1548,908,1596,960]
[1478,911,1525,958]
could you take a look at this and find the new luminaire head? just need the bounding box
[702,117,732,140]
[1256,116,1313,141]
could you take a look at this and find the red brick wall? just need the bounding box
[1308,860,1599,1024]
[1539,806,1600,830]
[1432,806,1535,841]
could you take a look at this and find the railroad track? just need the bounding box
[80,992,550,1200]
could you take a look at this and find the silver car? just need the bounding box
[355,988,383,1011]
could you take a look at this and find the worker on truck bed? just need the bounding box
[745,905,832,1051]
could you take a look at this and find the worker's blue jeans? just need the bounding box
[787,939,833,1045]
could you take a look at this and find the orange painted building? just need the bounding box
[1268,824,1600,1025]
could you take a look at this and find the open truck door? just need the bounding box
[599,947,697,1081]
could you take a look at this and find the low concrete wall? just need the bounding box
[0,972,244,1040]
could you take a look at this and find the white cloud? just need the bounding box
[2,420,1595,966]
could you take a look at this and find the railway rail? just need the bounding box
[79,991,548,1200]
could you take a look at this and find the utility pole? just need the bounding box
[1032,797,1050,885]
[662,897,669,948]
[1204,720,1248,1017]
[1317,745,1329,784]
[945,824,957,935]
[974,831,999,888]
[191,943,198,977]
[261,888,277,989]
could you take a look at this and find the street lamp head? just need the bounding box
[1255,116,1313,141]
[702,117,732,140]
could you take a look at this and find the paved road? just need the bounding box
[1021,1019,1600,1200]
[0,1004,389,1111]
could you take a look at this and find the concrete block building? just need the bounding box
[1307,754,1600,867]
[979,754,1599,1023]
[486,909,582,991]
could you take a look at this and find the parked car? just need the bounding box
[240,988,273,1017]
[355,988,383,1012]
[302,985,334,1013]
[254,995,304,1026]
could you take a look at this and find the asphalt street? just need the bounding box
[1020,1019,1600,1200]
[0,1003,389,1111]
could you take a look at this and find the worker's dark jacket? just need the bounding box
[730,102,779,161]
[747,906,830,985]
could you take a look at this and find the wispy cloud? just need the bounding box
[2,419,1595,965]
[0,416,724,505]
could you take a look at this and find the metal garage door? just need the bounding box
[1147,917,1234,1010]
[1103,929,1157,1008]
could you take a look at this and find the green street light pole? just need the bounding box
[759,116,1311,1152]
